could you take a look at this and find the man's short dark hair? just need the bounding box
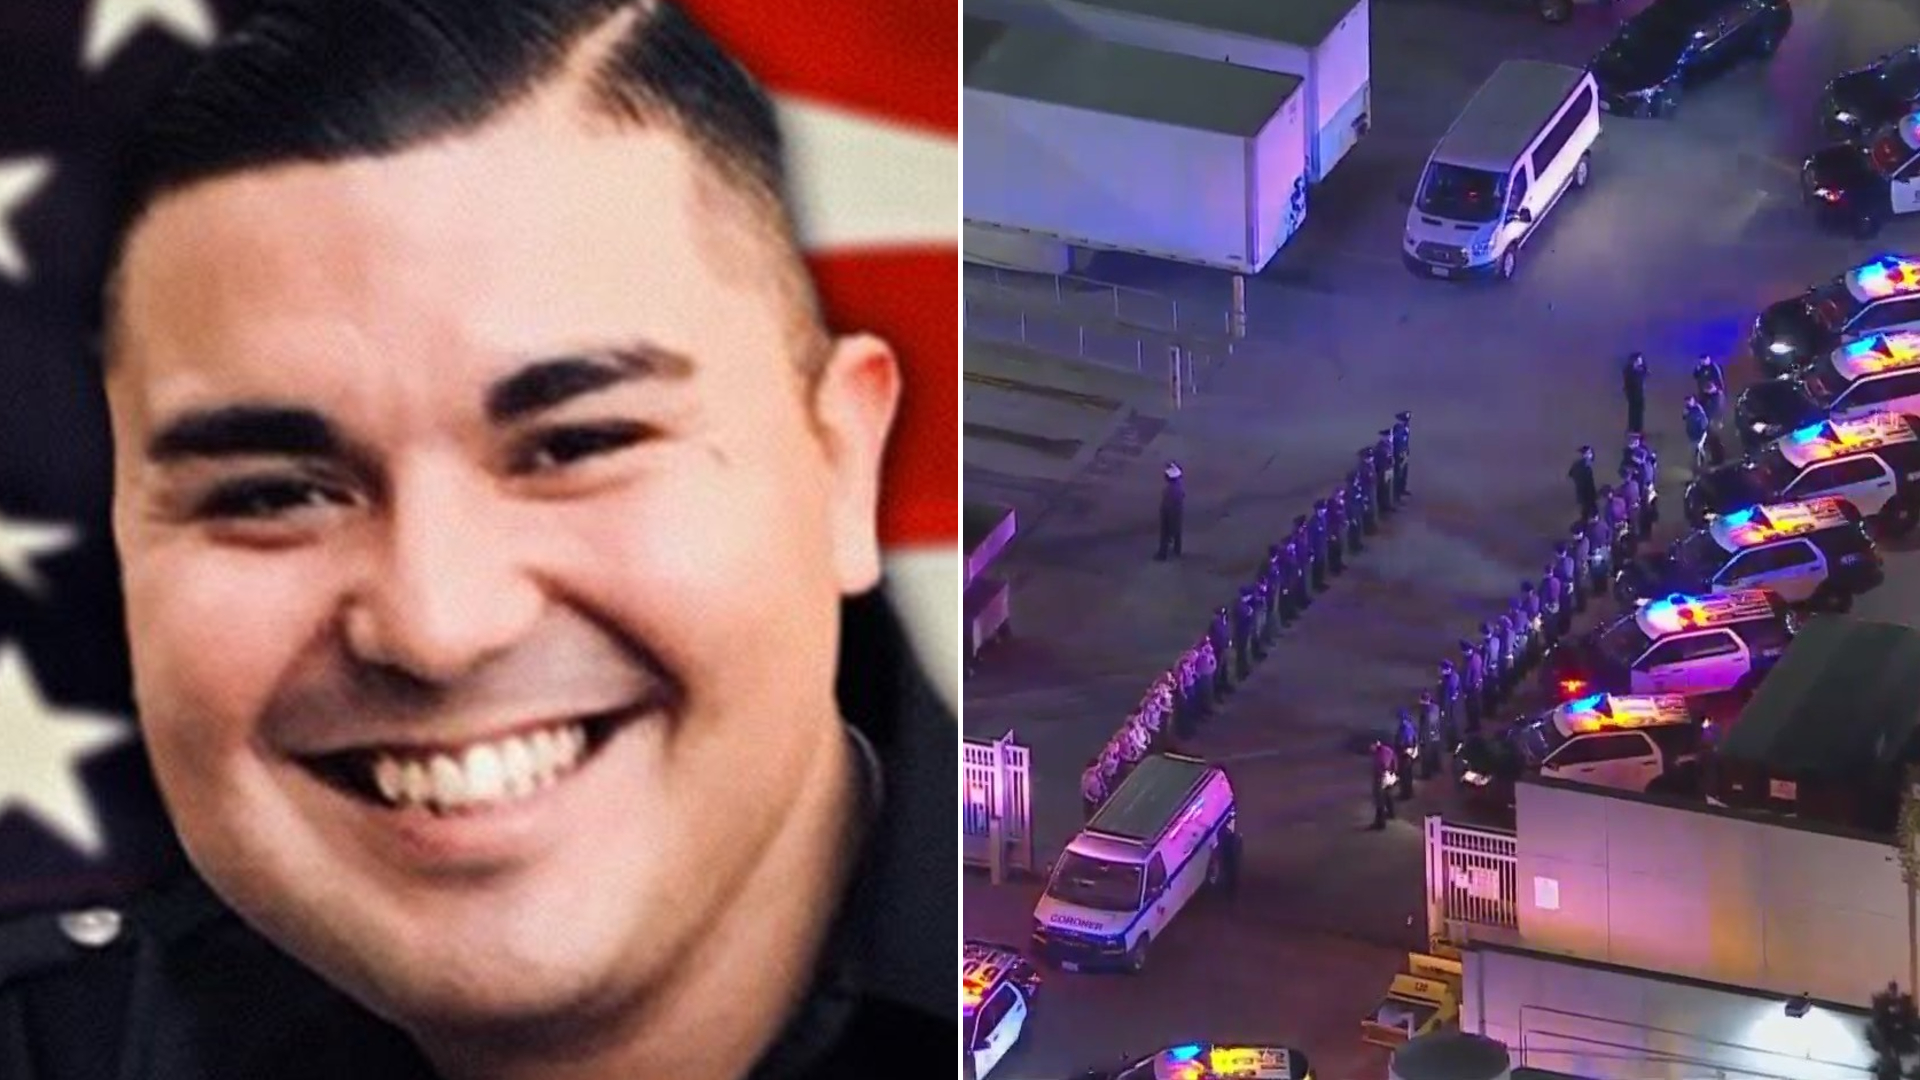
[103,0,821,363]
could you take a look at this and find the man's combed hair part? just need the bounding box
[103,0,804,355]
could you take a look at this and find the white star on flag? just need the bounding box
[0,647,132,860]
[82,0,219,72]
[0,512,79,598]
[777,98,959,250]
[0,158,55,284]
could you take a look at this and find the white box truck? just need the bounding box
[964,19,1308,274]
[966,0,1370,184]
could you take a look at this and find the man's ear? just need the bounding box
[811,333,901,595]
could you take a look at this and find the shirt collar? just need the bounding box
[826,590,954,1019]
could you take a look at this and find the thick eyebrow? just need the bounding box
[147,405,345,464]
[484,345,694,425]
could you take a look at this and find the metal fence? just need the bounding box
[963,262,1231,338]
[1424,814,1520,946]
[964,733,1034,883]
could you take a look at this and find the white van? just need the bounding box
[1029,753,1236,974]
[1403,59,1600,282]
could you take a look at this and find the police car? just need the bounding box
[1803,114,1920,238]
[1079,1042,1313,1080]
[1456,693,1708,808]
[1614,497,1883,611]
[1822,44,1920,144]
[1736,330,1920,452]
[1542,590,1796,702]
[963,941,1041,1080]
[1684,410,1920,536]
[1751,255,1920,373]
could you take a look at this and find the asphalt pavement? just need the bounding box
[962,0,1920,1078]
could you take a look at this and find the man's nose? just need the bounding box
[341,466,544,684]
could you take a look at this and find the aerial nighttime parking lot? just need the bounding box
[961,0,1920,1077]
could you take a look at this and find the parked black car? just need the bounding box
[1590,0,1791,118]
[1821,44,1920,144]
[1802,119,1920,238]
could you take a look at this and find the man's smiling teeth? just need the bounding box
[368,724,588,813]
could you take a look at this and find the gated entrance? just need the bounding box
[1424,815,1520,947]
[964,732,1034,883]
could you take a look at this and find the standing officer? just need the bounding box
[1555,546,1579,630]
[1394,709,1419,799]
[1520,579,1542,642]
[1543,562,1569,643]
[1310,501,1331,591]
[1480,621,1505,708]
[1619,465,1645,544]
[1413,687,1443,772]
[1209,607,1233,698]
[1570,445,1599,522]
[1585,512,1613,595]
[1683,396,1712,472]
[1393,411,1412,501]
[1374,430,1396,513]
[1081,761,1109,821]
[1263,546,1286,642]
[1195,640,1218,719]
[1637,441,1661,518]
[1233,588,1256,679]
[1290,516,1313,610]
[1354,459,1378,537]
[1570,526,1593,613]
[1156,461,1185,561]
[1437,659,1462,748]
[1278,540,1302,625]
[1328,489,1349,575]
[1369,738,1397,829]
[1346,481,1367,554]
[1250,579,1272,660]
[1502,606,1527,686]
[1174,653,1199,738]
[1623,351,1649,434]
[1694,353,1727,421]
[1416,689,1444,778]
[1461,638,1486,733]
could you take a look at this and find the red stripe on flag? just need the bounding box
[807,247,957,547]
[685,2,958,136]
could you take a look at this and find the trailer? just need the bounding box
[964,19,1309,274]
[965,0,1369,184]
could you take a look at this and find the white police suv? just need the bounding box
[1736,329,1920,452]
[1686,410,1920,537]
[1457,693,1708,808]
[963,941,1040,1080]
[1542,590,1796,702]
[1615,496,1883,611]
[1752,255,1920,373]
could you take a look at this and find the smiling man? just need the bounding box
[0,1,953,1078]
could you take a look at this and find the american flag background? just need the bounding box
[0,0,958,916]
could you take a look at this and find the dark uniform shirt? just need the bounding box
[0,592,952,1080]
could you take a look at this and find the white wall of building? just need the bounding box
[1512,781,1915,1008]
[1463,945,1874,1080]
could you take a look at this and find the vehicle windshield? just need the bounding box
[1608,8,1690,62]
[1742,447,1799,494]
[1671,530,1728,581]
[1418,163,1504,223]
[1806,281,1860,332]
[1513,719,1563,768]
[1883,49,1920,98]
[1045,851,1143,913]
[1800,368,1840,407]
[1870,130,1910,177]
[1597,617,1653,667]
